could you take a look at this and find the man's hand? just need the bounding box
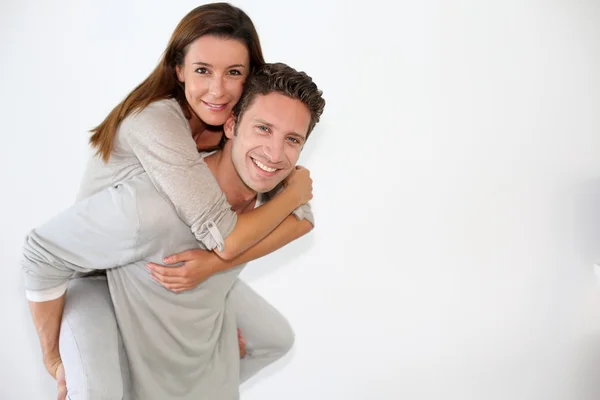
[147,249,219,293]
[46,356,66,400]
[55,362,67,400]
[238,328,246,359]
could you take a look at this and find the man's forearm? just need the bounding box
[28,295,65,377]
[214,215,313,272]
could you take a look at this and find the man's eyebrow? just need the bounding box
[253,118,274,128]
[253,118,306,142]
[192,62,246,69]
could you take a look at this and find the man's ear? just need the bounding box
[175,64,184,83]
[224,114,237,139]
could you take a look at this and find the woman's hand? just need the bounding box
[283,166,313,206]
[146,249,220,293]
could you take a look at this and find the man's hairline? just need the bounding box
[233,91,312,138]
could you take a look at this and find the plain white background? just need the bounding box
[2,0,600,399]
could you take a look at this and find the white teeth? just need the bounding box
[204,102,226,110]
[253,158,277,172]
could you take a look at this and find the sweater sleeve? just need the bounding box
[119,101,237,250]
[291,203,314,226]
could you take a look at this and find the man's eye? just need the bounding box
[257,125,269,132]
[287,137,301,144]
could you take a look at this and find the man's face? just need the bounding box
[225,92,311,194]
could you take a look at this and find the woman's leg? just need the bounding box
[60,275,129,400]
[228,279,295,383]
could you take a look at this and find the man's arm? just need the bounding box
[28,296,65,377]
[21,182,141,376]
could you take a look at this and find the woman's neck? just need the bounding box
[186,108,223,151]
[187,109,205,137]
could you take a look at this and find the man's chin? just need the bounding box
[251,182,281,195]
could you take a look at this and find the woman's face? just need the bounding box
[176,35,250,128]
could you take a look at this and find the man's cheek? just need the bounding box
[281,170,293,181]
[287,149,301,166]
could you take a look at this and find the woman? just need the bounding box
[27,4,314,399]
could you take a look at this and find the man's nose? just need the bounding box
[264,138,284,163]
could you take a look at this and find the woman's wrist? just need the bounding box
[210,251,233,273]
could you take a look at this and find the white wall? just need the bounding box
[2,0,600,399]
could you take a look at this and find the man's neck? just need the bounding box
[204,146,257,213]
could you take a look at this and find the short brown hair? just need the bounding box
[90,3,265,161]
[232,63,325,138]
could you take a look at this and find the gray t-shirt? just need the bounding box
[22,169,242,399]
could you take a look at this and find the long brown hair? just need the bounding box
[89,3,265,162]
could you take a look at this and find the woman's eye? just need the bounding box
[195,67,209,74]
[229,69,242,76]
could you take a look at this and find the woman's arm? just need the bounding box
[218,216,312,268]
[122,101,309,259]
[214,167,312,259]
[149,215,313,292]
[219,212,313,268]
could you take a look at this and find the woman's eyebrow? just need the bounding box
[192,62,246,69]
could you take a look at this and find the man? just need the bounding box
[22,62,325,399]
